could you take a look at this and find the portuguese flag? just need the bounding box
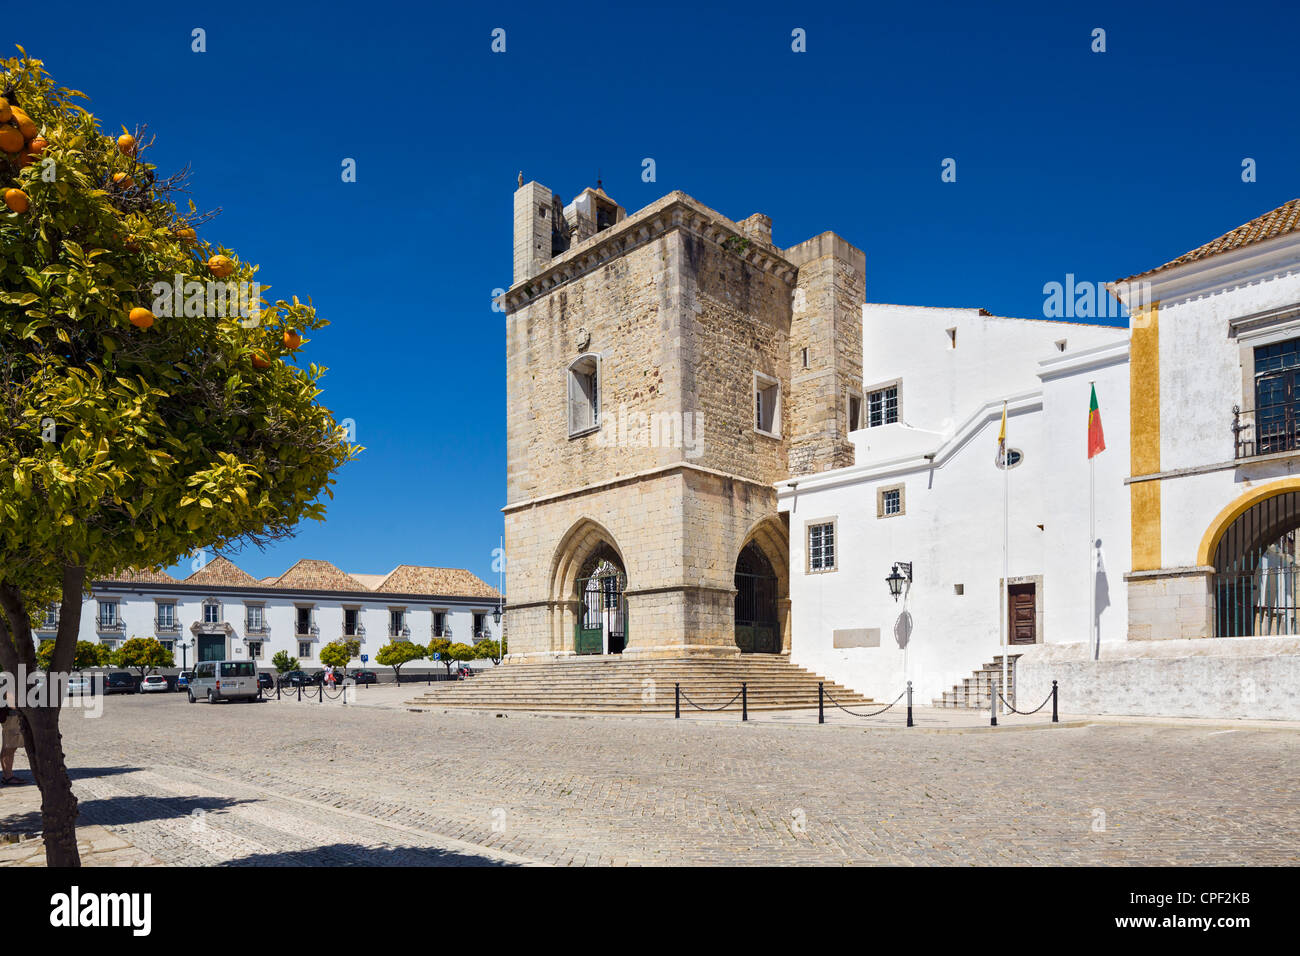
[1088,384,1106,458]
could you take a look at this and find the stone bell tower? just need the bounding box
[503,181,863,661]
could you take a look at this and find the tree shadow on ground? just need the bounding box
[220,843,521,867]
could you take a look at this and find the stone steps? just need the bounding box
[407,656,873,712]
[931,655,1021,709]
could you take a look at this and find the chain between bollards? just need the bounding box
[907,680,913,727]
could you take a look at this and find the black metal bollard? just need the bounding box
[276,681,281,700]
[297,683,302,702]
[741,683,748,722]
[818,683,824,724]
[906,681,913,728]
[990,680,998,727]
[1052,680,1059,723]
[674,683,680,719]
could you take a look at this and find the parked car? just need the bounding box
[456,666,475,679]
[347,670,378,685]
[256,672,274,689]
[188,660,260,703]
[175,671,194,691]
[280,670,314,687]
[66,675,93,696]
[105,672,136,695]
[140,674,169,694]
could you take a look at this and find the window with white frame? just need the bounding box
[98,601,119,629]
[390,608,407,637]
[755,372,780,436]
[567,355,600,436]
[473,612,488,638]
[39,606,58,630]
[344,607,360,636]
[296,606,313,635]
[867,383,899,427]
[160,639,175,654]
[298,641,312,658]
[246,604,265,632]
[807,521,836,573]
[156,602,176,630]
[202,600,222,625]
[247,641,263,660]
[432,610,447,637]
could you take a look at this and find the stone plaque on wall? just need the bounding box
[833,627,880,648]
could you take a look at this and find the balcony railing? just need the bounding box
[1234,403,1300,459]
[245,622,269,635]
[155,618,180,633]
[96,619,124,633]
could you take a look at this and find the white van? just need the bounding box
[188,660,261,703]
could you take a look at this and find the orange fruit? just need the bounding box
[208,254,234,278]
[283,329,302,350]
[28,137,46,154]
[128,307,155,329]
[174,226,197,244]
[117,133,136,157]
[0,125,22,153]
[111,171,134,189]
[3,189,29,213]
[0,98,10,123]
[250,351,272,370]
[9,108,37,141]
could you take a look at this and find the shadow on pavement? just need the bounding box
[220,843,520,867]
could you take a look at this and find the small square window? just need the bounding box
[877,484,905,518]
[808,521,836,572]
[848,393,863,431]
[298,641,312,658]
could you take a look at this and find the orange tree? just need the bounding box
[0,51,359,865]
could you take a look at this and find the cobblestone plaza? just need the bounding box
[3,695,1293,867]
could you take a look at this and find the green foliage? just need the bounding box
[318,639,355,669]
[270,650,298,674]
[427,637,453,674]
[375,640,424,680]
[474,638,504,665]
[111,635,173,677]
[446,642,475,664]
[0,51,361,607]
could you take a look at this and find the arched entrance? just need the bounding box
[735,541,780,653]
[1212,490,1300,636]
[574,544,628,655]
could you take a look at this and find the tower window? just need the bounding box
[801,347,809,369]
[877,484,905,518]
[754,372,781,436]
[568,355,601,437]
[848,391,864,431]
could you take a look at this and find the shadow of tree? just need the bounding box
[220,843,520,867]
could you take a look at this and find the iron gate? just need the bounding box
[735,542,779,653]
[1213,491,1300,636]
[575,560,627,655]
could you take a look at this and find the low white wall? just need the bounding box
[1016,638,1300,720]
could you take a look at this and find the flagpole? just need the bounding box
[1089,382,1097,661]
[1001,402,1009,715]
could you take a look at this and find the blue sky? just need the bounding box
[18,0,1299,586]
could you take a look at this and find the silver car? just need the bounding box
[187,660,260,703]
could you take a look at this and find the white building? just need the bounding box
[781,198,1300,719]
[779,306,1130,706]
[42,557,502,671]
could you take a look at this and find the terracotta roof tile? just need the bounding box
[1116,198,1300,283]
[271,559,369,592]
[375,565,501,599]
[184,556,261,588]
[100,567,181,586]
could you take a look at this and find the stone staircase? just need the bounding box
[932,655,1021,709]
[406,655,874,714]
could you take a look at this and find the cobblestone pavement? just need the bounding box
[11,694,1296,865]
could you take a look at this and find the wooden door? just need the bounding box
[1008,584,1037,645]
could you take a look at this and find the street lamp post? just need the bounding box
[886,562,912,602]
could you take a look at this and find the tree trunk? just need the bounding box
[19,705,81,866]
[0,566,87,867]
